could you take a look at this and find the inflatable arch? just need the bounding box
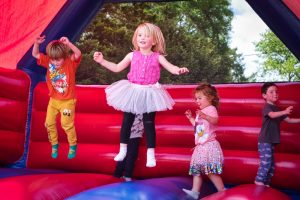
[0,0,299,199]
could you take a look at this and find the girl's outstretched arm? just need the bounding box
[158,55,189,75]
[94,52,132,73]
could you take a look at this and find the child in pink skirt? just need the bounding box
[183,83,225,199]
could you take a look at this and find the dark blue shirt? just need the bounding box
[258,103,287,144]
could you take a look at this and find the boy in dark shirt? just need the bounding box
[255,83,300,186]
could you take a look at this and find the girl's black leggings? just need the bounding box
[114,137,140,178]
[120,112,156,148]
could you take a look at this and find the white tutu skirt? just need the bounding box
[105,80,175,114]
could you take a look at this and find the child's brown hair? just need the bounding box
[195,83,220,108]
[261,82,277,94]
[46,40,69,60]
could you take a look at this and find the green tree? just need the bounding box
[255,29,300,81]
[76,1,246,84]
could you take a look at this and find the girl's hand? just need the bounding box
[93,52,104,64]
[35,36,45,44]
[185,109,192,119]
[178,67,189,74]
[60,37,70,45]
[196,110,207,119]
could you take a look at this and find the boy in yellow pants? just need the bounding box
[32,35,81,159]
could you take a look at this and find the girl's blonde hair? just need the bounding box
[132,22,166,55]
[195,83,220,108]
[46,40,69,60]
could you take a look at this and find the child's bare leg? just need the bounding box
[183,175,202,199]
[192,175,202,192]
[208,174,225,191]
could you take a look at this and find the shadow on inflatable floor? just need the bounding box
[66,176,293,200]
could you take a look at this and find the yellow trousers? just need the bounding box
[45,98,77,146]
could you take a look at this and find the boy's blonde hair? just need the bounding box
[195,83,220,108]
[132,22,166,55]
[46,40,69,60]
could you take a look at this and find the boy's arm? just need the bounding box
[32,36,45,59]
[60,37,81,61]
[32,43,40,59]
[67,41,81,61]
[284,117,300,123]
[268,106,293,118]
[268,110,288,118]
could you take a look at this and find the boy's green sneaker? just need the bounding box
[51,144,58,159]
[68,145,77,159]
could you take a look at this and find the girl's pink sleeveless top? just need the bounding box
[127,51,160,85]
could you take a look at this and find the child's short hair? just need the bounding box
[132,22,166,55]
[261,82,278,94]
[46,40,69,60]
[195,83,219,108]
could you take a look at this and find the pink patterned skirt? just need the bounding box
[189,140,224,176]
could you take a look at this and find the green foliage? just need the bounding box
[255,29,300,81]
[76,0,246,84]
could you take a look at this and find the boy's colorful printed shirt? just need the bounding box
[37,53,81,100]
[49,63,68,94]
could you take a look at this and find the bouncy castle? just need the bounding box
[0,0,300,199]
